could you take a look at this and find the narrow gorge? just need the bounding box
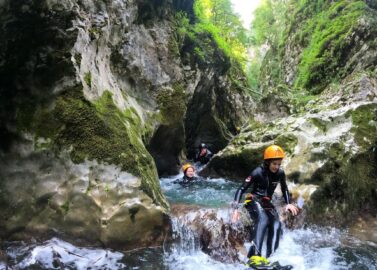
[0,0,376,269]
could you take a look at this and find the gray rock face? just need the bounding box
[0,138,168,249]
[202,74,377,224]
[0,0,249,248]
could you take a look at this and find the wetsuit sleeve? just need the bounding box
[280,171,290,204]
[234,174,254,203]
[194,150,199,162]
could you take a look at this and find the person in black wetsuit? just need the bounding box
[231,145,298,266]
[194,143,213,164]
[174,163,202,186]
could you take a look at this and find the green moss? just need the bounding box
[104,183,110,193]
[347,104,377,148]
[308,149,377,224]
[309,118,327,133]
[16,88,168,209]
[193,46,206,62]
[294,1,367,93]
[123,107,142,129]
[274,133,298,155]
[88,27,101,40]
[289,93,318,112]
[84,72,92,86]
[61,200,70,214]
[74,54,82,66]
[156,83,186,125]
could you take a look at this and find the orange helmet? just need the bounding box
[182,163,194,173]
[264,145,285,160]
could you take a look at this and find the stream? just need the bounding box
[1,173,376,269]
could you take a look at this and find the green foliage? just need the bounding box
[192,0,249,68]
[250,0,370,99]
[170,1,251,94]
[249,0,292,94]
[251,0,275,46]
[247,57,261,90]
[252,0,292,48]
[294,1,366,93]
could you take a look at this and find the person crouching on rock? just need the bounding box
[194,143,213,164]
[231,145,299,268]
[174,163,202,186]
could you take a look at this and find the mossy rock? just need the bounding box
[274,133,298,155]
[101,203,169,250]
[307,149,377,225]
[201,143,268,180]
[15,87,168,209]
[347,103,377,149]
[156,83,186,125]
[293,1,371,93]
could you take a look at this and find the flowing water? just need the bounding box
[1,173,376,269]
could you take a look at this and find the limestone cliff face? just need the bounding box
[202,1,377,224]
[0,0,249,247]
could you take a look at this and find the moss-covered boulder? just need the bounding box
[0,0,172,248]
[0,87,170,248]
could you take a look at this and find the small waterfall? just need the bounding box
[164,215,201,256]
[163,208,247,270]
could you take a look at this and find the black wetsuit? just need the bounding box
[194,148,213,164]
[234,165,290,258]
[174,175,202,186]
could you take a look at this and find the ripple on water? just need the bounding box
[160,175,239,208]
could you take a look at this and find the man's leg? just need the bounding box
[266,208,282,257]
[246,201,269,257]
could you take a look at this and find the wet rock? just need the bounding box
[169,204,251,262]
[0,140,169,250]
[349,214,377,243]
[168,203,306,262]
[203,74,377,224]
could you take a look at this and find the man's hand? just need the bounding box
[231,209,240,223]
[285,204,299,216]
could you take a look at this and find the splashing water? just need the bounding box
[4,238,125,270]
[1,176,376,269]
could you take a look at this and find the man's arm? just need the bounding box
[280,172,299,216]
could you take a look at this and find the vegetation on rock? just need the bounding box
[16,88,168,209]
[251,0,377,103]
